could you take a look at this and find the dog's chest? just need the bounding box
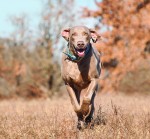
[63,60,90,88]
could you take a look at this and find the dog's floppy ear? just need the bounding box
[61,28,70,41]
[90,29,101,43]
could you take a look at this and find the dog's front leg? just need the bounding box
[65,84,80,112]
[65,84,84,129]
[80,78,98,121]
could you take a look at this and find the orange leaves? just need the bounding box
[84,0,150,93]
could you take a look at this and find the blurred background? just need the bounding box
[0,0,150,99]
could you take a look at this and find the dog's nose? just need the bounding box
[77,41,84,48]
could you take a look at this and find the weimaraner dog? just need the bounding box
[61,26,101,129]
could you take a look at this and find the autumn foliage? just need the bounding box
[83,0,150,93]
[0,0,150,98]
[0,0,76,99]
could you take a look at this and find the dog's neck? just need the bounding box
[63,43,91,63]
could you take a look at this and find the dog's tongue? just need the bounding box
[77,51,85,57]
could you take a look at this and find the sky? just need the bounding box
[0,0,98,37]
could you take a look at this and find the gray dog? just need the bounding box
[61,26,101,129]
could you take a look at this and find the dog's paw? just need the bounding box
[77,121,84,130]
[80,100,91,116]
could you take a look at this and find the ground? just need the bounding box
[0,93,150,139]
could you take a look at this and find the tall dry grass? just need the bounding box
[0,94,150,139]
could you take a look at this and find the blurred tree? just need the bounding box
[0,0,76,99]
[35,0,76,95]
[10,14,30,47]
[83,0,150,93]
[38,0,76,55]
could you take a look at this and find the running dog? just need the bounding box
[61,26,101,129]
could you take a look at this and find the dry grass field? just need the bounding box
[0,93,150,139]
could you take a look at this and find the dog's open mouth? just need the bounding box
[75,48,86,57]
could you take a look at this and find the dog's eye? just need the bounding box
[72,33,77,36]
[83,32,88,36]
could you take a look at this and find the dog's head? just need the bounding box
[61,26,100,57]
